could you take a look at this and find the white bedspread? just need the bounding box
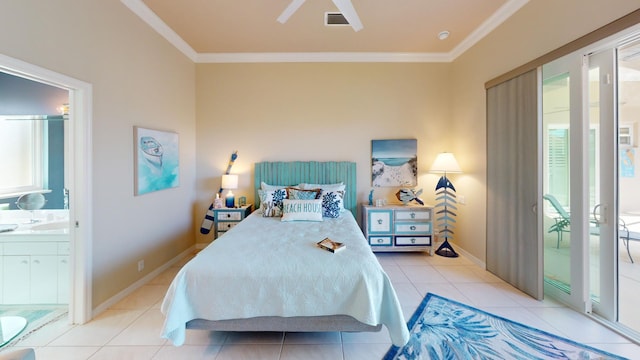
[160,211,409,346]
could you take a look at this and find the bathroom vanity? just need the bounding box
[0,212,69,305]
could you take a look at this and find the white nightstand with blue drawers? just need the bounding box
[361,204,433,254]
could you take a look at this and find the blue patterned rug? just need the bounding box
[384,293,627,360]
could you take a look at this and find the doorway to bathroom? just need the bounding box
[0,53,92,327]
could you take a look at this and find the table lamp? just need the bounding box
[429,152,462,257]
[221,174,238,208]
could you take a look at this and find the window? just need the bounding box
[0,117,44,198]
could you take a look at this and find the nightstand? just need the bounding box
[213,204,252,239]
[361,204,433,254]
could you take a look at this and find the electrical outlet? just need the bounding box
[137,260,144,272]
[458,195,466,205]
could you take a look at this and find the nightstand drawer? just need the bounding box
[217,211,242,221]
[395,236,431,246]
[368,236,392,246]
[217,222,238,231]
[395,222,430,234]
[367,210,393,233]
[395,210,430,221]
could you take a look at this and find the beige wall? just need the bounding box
[451,0,640,262]
[195,62,451,244]
[2,0,637,311]
[0,0,197,308]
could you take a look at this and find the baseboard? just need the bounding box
[92,245,195,317]
[195,242,209,250]
[451,243,486,269]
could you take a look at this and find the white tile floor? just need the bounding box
[4,252,640,359]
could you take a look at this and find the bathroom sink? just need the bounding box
[29,221,68,231]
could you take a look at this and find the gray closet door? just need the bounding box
[486,69,542,300]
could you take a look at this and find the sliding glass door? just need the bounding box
[588,48,617,321]
[541,48,618,317]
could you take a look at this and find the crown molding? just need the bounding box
[195,52,453,63]
[121,0,529,64]
[121,0,198,62]
[449,0,529,59]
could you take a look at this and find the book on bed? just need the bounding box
[317,237,346,253]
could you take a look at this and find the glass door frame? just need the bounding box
[587,48,617,322]
[542,51,592,313]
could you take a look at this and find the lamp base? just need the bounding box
[435,239,459,258]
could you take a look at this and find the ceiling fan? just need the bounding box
[277,0,363,32]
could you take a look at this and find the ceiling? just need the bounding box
[123,0,528,62]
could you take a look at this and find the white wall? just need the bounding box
[0,0,197,308]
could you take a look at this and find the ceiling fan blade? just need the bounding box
[331,0,363,31]
[277,0,307,24]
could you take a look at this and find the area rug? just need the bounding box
[0,306,67,346]
[384,293,627,360]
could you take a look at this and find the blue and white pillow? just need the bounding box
[259,188,288,217]
[287,187,321,200]
[321,190,345,218]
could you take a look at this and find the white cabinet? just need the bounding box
[362,204,434,254]
[2,255,30,304]
[1,241,69,304]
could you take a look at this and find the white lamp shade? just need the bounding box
[429,152,462,174]
[221,174,238,189]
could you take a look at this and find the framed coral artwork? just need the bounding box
[371,139,417,187]
[134,126,180,195]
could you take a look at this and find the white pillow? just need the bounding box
[261,181,295,191]
[299,182,345,192]
[281,199,323,222]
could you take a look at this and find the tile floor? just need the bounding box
[3,252,640,359]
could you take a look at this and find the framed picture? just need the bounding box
[371,139,417,187]
[134,126,180,195]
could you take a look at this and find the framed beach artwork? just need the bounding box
[371,139,417,187]
[134,126,180,195]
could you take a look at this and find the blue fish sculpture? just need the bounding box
[395,188,424,205]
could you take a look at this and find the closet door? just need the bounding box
[486,69,542,299]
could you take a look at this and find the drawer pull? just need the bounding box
[411,238,416,244]
[377,219,383,224]
[226,214,231,218]
[410,212,416,219]
[410,225,416,230]
[377,238,384,243]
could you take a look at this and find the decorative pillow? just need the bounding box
[299,182,345,192]
[321,190,345,218]
[281,199,323,222]
[259,188,288,217]
[287,187,321,200]
[261,181,294,191]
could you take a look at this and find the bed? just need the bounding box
[160,161,410,346]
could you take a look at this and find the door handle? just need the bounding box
[593,204,606,225]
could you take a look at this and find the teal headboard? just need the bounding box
[254,161,357,217]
